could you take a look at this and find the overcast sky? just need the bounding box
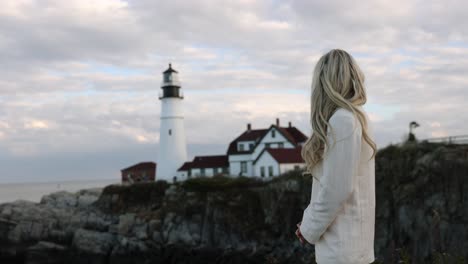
[1,0,467,183]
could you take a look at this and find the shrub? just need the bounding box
[180,175,266,192]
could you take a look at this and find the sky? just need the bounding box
[1,0,467,183]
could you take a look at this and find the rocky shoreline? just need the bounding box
[0,177,313,264]
[1,142,467,264]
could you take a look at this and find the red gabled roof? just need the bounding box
[177,155,229,171]
[284,126,308,144]
[226,125,308,155]
[266,147,304,164]
[226,128,268,155]
[178,161,193,171]
[121,162,156,172]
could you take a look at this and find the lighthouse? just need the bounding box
[156,64,188,182]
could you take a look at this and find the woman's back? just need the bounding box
[301,106,376,264]
[297,48,377,264]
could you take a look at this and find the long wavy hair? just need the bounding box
[301,49,377,179]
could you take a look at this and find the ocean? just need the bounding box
[0,179,118,204]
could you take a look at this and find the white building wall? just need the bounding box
[251,128,295,160]
[177,167,229,181]
[228,154,254,177]
[188,168,224,177]
[237,140,256,152]
[253,152,279,180]
[157,97,188,182]
[176,170,188,180]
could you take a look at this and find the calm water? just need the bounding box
[0,179,118,204]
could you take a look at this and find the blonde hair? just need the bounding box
[301,49,377,178]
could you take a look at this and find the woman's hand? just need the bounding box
[295,222,308,245]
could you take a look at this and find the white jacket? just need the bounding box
[299,106,376,264]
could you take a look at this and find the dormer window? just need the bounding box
[278,142,284,148]
[239,144,244,151]
[249,143,254,150]
[272,130,276,138]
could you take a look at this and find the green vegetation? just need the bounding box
[270,167,310,183]
[179,175,267,192]
[102,180,169,197]
[96,180,169,213]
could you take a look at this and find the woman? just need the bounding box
[295,49,378,264]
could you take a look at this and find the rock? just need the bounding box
[76,188,102,207]
[1,143,468,263]
[118,213,135,236]
[133,223,148,240]
[165,185,178,195]
[41,191,77,209]
[25,241,67,264]
[1,205,12,218]
[71,228,116,255]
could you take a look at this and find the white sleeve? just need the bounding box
[299,112,362,244]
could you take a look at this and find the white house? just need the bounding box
[176,155,229,181]
[177,118,308,181]
[226,118,307,179]
[253,147,306,179]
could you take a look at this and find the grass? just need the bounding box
[179,175,267,192]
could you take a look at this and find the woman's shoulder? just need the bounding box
[330,107,358,124]
[328,107,362,137]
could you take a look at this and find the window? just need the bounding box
[164,73,171,82]
[222,167,228,173]
[294,165,300,170]
[268,166,273,177]
[278,142,284,148]
[260,166,265,177]
[188,169,191,177]
[239,144,244,151]
[272,130,276,138]
[241,161,247,173]
[249,143,254,150]
[265,143,271,148]
[169,129,172,135]
[200,168,205,176]
[214,167,218,174]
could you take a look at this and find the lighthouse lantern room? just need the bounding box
[156,63,188,182]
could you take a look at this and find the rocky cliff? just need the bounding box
[0,141,467,264]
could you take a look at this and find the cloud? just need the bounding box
[24,119,50,129]
[0,0,467,182]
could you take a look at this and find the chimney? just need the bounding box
[247,123,251,131]
[288,121,292,128]
[276,118,279,126]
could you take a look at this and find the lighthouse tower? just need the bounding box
[156,64,188,182]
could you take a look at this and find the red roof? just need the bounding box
[226,129,267,155]
[226,125,308,155]
[121,162,156,172]
[254,147,304,164]
[283,127,308,144]
[178,161,193,171]
[177,155,229,171]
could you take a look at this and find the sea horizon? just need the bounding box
[0,178,119,204]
